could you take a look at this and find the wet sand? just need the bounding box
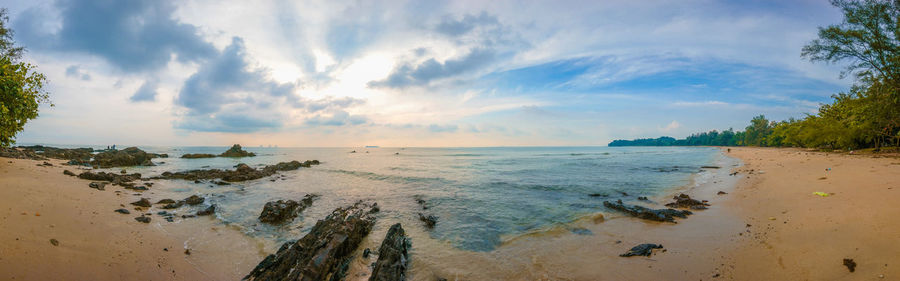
[2,147,898,280]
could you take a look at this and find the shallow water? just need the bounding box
[73,146,722,254]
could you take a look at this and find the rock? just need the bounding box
[214,181,231,185]
[77,171,141,184]
[603,200,692,223]
[63,170,77,176]
[843,258,857,272]
[701,166,721,169]
[0,147,46,160]
[258,194,320,224]
[135,216,151,223]
[114,208,131,214]
[244,201,378,281]
[219,144,256,157]
[91,147,158,168]
[717,191,728,195]
[162,201,185,209]
[185,249,191,255]
[637,196,649,201]
[88,182,107,191]
[418,213,437,229]
[362,248,372,259]
[184,195,205,205]
[50,239,59,246]
[130,198,152,208]
[197,204,216,216]
[181,153,216,159]
[156,199,176,204]
[665,194,709,210]
[131,185,148,191]
[413,195,429,209]
[588,193,606,197]
[369,223,411,281]
[619,243,663,257]
[152,160,313,182]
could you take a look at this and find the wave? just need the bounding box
[324,169,451,184]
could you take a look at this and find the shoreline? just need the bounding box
[2,147,898,280]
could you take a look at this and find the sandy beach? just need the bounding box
[1,147,899,280]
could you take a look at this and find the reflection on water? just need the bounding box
[85,146,719,253]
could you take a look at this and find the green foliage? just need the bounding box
[0,8,50,147]
[611,1,900,151]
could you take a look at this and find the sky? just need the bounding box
[4,0,851,147]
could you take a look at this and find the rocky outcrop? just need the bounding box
[369,223,410,281]
[91,147,157,168]
[185,195,205,205]
[418,213,437,229]
[620,243,663,257]
[0,147,46,160]
[131,198,151,208]
[603,200,692,223]
[88,182,107,191]
[181,153,216,159]
[219,144,256,157]
[664,194,709,210]
[244,201,379,281]
[197,204,216,216]
[77,171,141,184]
[63,170,77,176]
[19,145,93,161]
[154,160,318,182]
[259,194,320,224]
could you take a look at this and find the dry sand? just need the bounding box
[1,147,899,280]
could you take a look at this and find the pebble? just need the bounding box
[49,239,59,246]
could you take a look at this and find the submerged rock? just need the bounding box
[184,195,205,205]
[369,223,411,281]
[603,200,692,223]
[418,213,438,229]
[219,144,256,157]
[258,194,320,224]
[181,153,216,159]
[413,195,429,210]
[620,243,664,257]
[91,147,158,168]
[664,194,710,210]
[244,201,378,281]
[197,204,216,216]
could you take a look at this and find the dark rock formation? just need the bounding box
[63,170,77,176]
[181,153,216,159]
[717,191,728,195]
[154,160,317,182]
[418,213,437,229]
[259,194,320,224]
[114,208,131,214]
[0,147,46,160]
[88,182,107,191]
[244,201,378,281]
[197,204,216,216]
[603,200,692,223]
[413,195,429,210]
[91,147,157,168]
[184,195,205,205]
[369,223,410,281]
[156,199,176,204]
[131,198,152,208]
[77,171,141,184]
[135,216,151,223]
[19,145,93,162]
[161,201,185,209]
[620,243,663,257]
[637,196,649,201]
[664,194,710,210]
[219,144,256,157]
[843,258,857,272]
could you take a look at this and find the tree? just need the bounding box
[0,8,50,147]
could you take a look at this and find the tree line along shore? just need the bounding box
[611,1,900,152]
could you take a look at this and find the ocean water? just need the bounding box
[75,146,722,252]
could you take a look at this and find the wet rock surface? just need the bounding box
[664,194,710,210]
[88,182,107,191]
[244,201,379,281]
[369,223,410,281]
[135,216,151,223]
[184,195,205,205]
[259,194,320,224]
[91,147,157,168]
[153,160,319,182]
[603,200,692,223]
[620,243,664,257]
[63,170,77,176]
[418,213,438,229]
[413,195,429,210]
[130,198,152,208]
[219,144,256,157]
[197,204,216,216]
[114,208,131,214]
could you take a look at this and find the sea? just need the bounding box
[47,145,725,254]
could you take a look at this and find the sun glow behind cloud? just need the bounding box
[6,0,851,147]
